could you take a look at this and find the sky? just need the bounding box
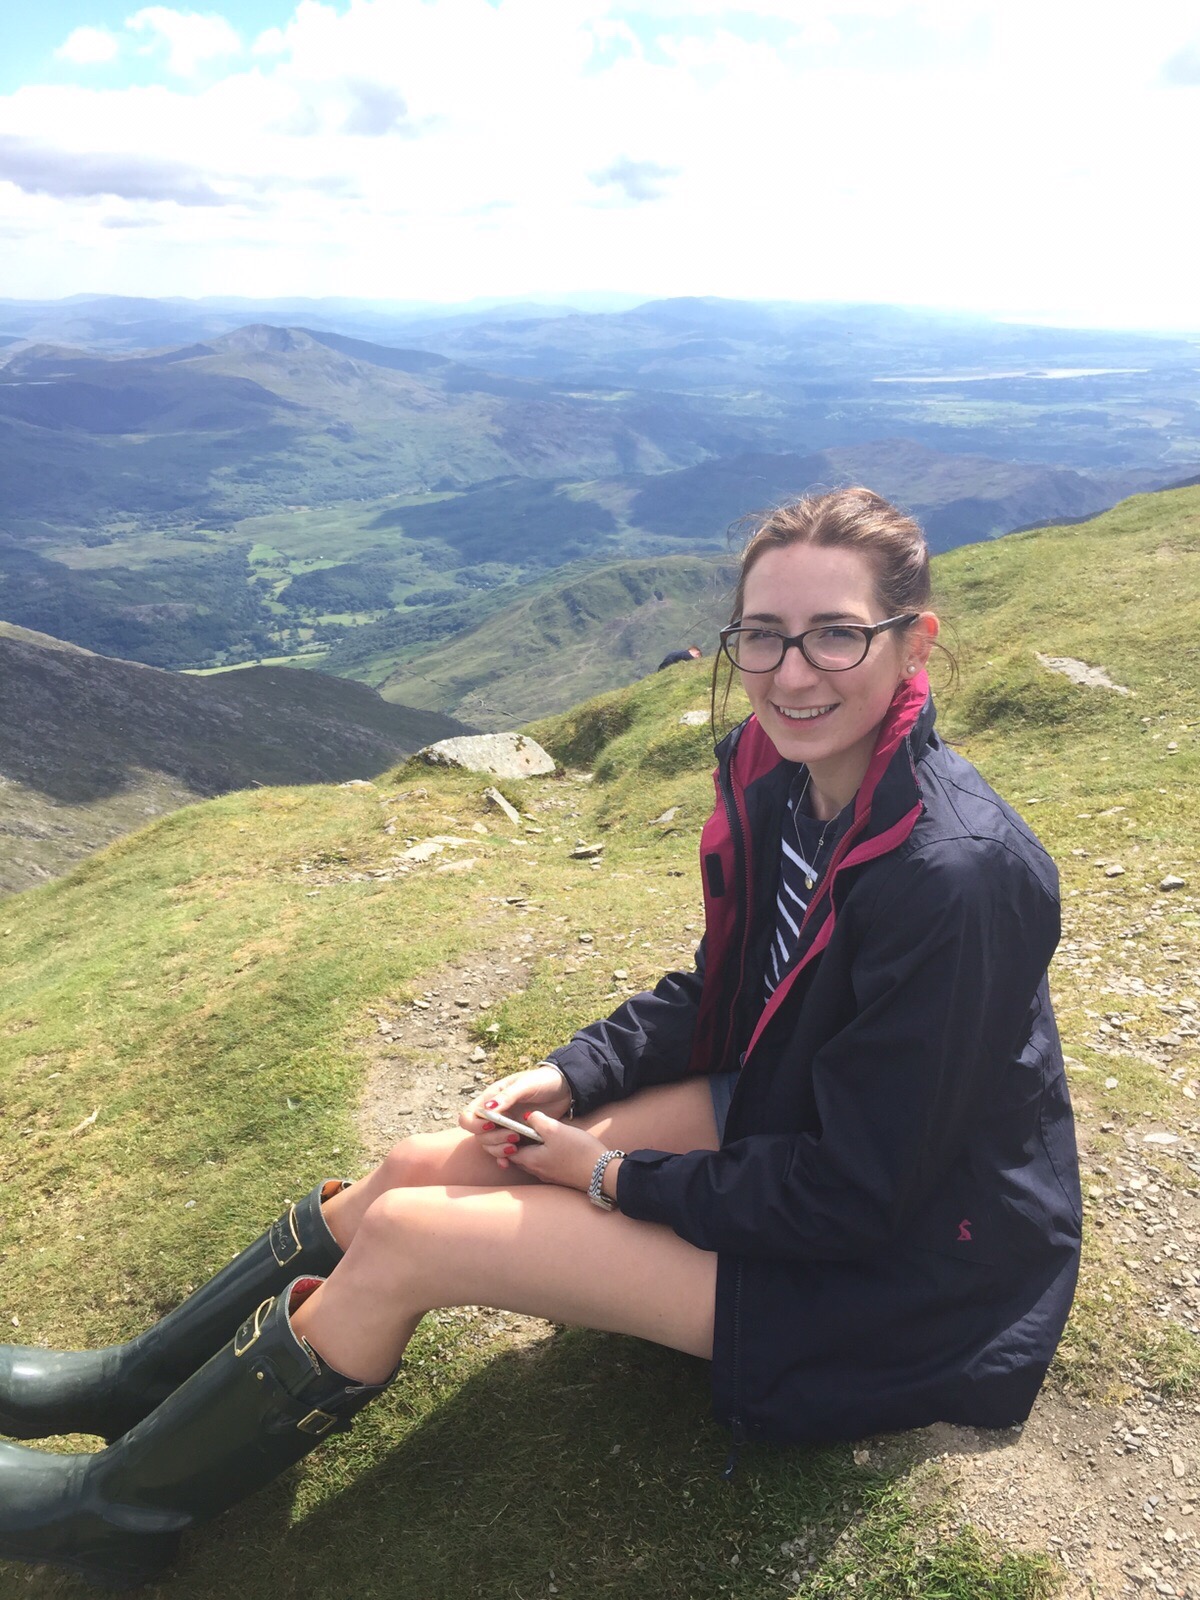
[1,0,1198,329]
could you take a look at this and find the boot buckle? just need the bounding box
[269,1205,303,1266]
[297,1408,338,1436]
[234,1297,274,1358]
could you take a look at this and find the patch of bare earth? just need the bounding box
[356,924,558,1349]
[1036,654,1134,696]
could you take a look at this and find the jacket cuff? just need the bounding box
[540,1041,623,1119]
[613,1147,678,1223]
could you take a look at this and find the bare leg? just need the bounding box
[294,1185,718,1380]
[294,1077,722,1379]
[322,1077,720,1245]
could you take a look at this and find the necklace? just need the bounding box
[793,769,838,891]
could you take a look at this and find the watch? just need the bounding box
[587,1149,626,1211]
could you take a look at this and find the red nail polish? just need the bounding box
[485,1100,498,1109]
[482,1122,495,1131]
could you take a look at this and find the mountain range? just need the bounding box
[1,293,1197,691]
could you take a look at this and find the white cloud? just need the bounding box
[0,0,1197,326]
[590,157,679,202]
[1161,39,1200,84]
[55,26,121,66]
[125,7,242,77]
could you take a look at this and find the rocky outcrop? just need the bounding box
[415,733,556,779]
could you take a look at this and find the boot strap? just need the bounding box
[233,1298,274,1358]
[268,1206,303,1267]
[269,1180,350,1267]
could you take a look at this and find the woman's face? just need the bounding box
[736,542,934,790]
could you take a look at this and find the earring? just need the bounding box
[905,665,916,676]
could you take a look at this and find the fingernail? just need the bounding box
[522,1111,531,1120]
[485,1100,498,1109]
[482,1121,495,1131]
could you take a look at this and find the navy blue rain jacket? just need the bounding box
[547,673,1082,1445]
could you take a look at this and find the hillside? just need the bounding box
[369,555,736,726]
[0,484,1196,1597]
[0,324,724,528]
[0,623,470,895]
[355,461,1161,729]
[617,440,1158,553]
[2,299,1195,677]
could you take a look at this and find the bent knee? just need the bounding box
[356,1186,426,1250]
[377,1131,459,1189]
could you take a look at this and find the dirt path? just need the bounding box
[355,931,1200,1599]
[356,922,562,1350]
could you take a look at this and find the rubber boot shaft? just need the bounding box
[0,1179,348,1443]
[0,1277,389,1589]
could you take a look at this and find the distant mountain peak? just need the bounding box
[215,324,313,354]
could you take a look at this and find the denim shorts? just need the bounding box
[709,1072,739,1143]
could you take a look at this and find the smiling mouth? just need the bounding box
[774,703,837,722]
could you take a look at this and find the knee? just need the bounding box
[376,1132,445,1190]
[354,1188,424,1256]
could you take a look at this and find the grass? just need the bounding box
[0,672,1061,1598]
[376,556,735,725]
[3,484,1200,1595]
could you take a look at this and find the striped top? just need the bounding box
[764,770,849,1000]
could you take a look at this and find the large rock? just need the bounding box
[415,733,556,779]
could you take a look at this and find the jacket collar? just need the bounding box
[733,672,934,1064]
[719,669,935,838]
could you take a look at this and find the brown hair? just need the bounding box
[712,486,954,732]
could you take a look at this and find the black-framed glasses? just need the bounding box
[719,613,919,673]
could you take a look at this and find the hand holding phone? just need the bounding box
[479,1107,544,1144]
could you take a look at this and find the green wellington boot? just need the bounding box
[0,1179,349,1443]
[0,1277,391,1590]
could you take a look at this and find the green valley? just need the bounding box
[2,298,1196,680]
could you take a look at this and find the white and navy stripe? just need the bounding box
[764,773,845,1000]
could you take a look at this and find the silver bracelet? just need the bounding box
[588,1149,626,1211]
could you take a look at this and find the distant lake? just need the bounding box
[873,368,1149,384]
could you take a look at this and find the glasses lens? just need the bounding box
[804,627,867,670]
[725,629,783,671]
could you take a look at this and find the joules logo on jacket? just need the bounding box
[957,1219,973,1242]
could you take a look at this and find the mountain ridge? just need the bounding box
[0,622,472,895]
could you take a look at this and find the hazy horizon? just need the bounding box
[3,289,1199,341]
[2,2,1198,333]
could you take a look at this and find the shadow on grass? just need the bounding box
[8,1331,878,1600]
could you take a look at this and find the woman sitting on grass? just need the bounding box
[0,488,1082,1589]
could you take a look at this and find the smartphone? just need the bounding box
[479,1106,544,1144]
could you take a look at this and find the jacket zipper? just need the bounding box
[722,1260,747,1478]
[714,756,754,1075]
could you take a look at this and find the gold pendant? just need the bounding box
[805,875,814,890]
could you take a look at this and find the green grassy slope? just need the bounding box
[0,486,1196,1597]
[376,554,736,725]
[0,624,470,894]
[359,473,1195,729]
